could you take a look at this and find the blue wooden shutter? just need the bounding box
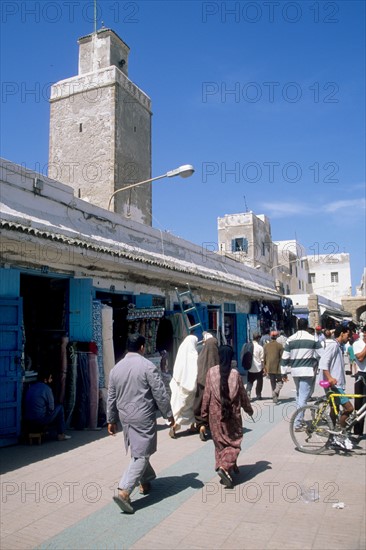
[69,278,93,341]
[0,298,23,447]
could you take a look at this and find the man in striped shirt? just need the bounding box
[281,318,322,430]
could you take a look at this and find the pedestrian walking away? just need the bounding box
[281,318,322,430]
[246,333,264,400]
[169,334,199,438]
[201,345,253,489]
[263,331,285,404]
[107,333,174,514]
[193,333,219,441]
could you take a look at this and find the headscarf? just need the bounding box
[218,345,234,376]
[197,337,219,386]
[172,334,198,392]
[218,345,234,421]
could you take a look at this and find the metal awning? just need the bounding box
[293,307,309,319]
[294,313,309,319]
[321,309,353,322]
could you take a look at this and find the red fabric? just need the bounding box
[201,366,253,472]
[89,342,98,354]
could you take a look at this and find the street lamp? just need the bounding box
[269,260,297,274]
[107,164,195,211]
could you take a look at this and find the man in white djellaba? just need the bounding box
[169,334,199,438]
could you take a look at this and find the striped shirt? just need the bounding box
[280,330,322,377]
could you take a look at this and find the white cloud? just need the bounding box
[324,198,366,213]
[260,202,313,218]
[260,197,366,218]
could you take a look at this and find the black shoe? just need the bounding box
[139,482,151,495]
[217,467,233,489]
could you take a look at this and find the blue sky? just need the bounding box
[1,0,365,291]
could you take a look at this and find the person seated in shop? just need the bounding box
[24,367,71,441]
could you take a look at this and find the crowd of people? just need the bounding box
[105,320,366,514]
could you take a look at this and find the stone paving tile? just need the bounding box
[224,521,278,550]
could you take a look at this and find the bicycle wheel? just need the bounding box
[290,405,333,454]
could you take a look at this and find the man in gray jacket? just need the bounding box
[107,333,174,514]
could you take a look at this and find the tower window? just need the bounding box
[79,123,83,132]
[231,237,248,253]
[331,272,339,283]
[309,273,316,284]
[134,126,137,132]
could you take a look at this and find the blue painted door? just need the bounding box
[0,298,23,447]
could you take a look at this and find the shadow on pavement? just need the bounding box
[0,429,109,474]
[129,472,204,511]
[234,460,272,484]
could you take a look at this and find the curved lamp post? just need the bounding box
[269,260,298,274]
[107,164,195,211]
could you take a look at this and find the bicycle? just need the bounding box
[289,374,366,454]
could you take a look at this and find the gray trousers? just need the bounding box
[119,457,156,493]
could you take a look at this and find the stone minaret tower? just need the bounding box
[49,29,152,224]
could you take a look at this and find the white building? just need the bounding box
[273,240,309,295]
[306,253,352,302]
[217,212,277,270]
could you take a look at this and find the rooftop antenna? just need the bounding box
[243,195,249,212]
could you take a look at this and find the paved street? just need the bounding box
[1,377,365,550]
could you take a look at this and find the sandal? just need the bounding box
[199,426,208,442]
[169,426,176,439]
[113,491,134,514]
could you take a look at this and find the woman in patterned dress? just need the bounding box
[201,345,253,488]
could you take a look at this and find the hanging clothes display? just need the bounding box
[88,343,99,430]
[58,335,69,404]
[281,297,294,333]
[92,301,104,388]
[102,304,115,389]
[72,350,90,430]
[63,342,100,430]
[64,343,77,427]
[166,312,189,371]
[126,306,165,356]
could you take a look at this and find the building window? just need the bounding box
[231,238,248,253]
[309,273,316,284]
[331,272,339,283]
[224,303,236,312]
[298,280,301,289]
[262,242,266,256]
